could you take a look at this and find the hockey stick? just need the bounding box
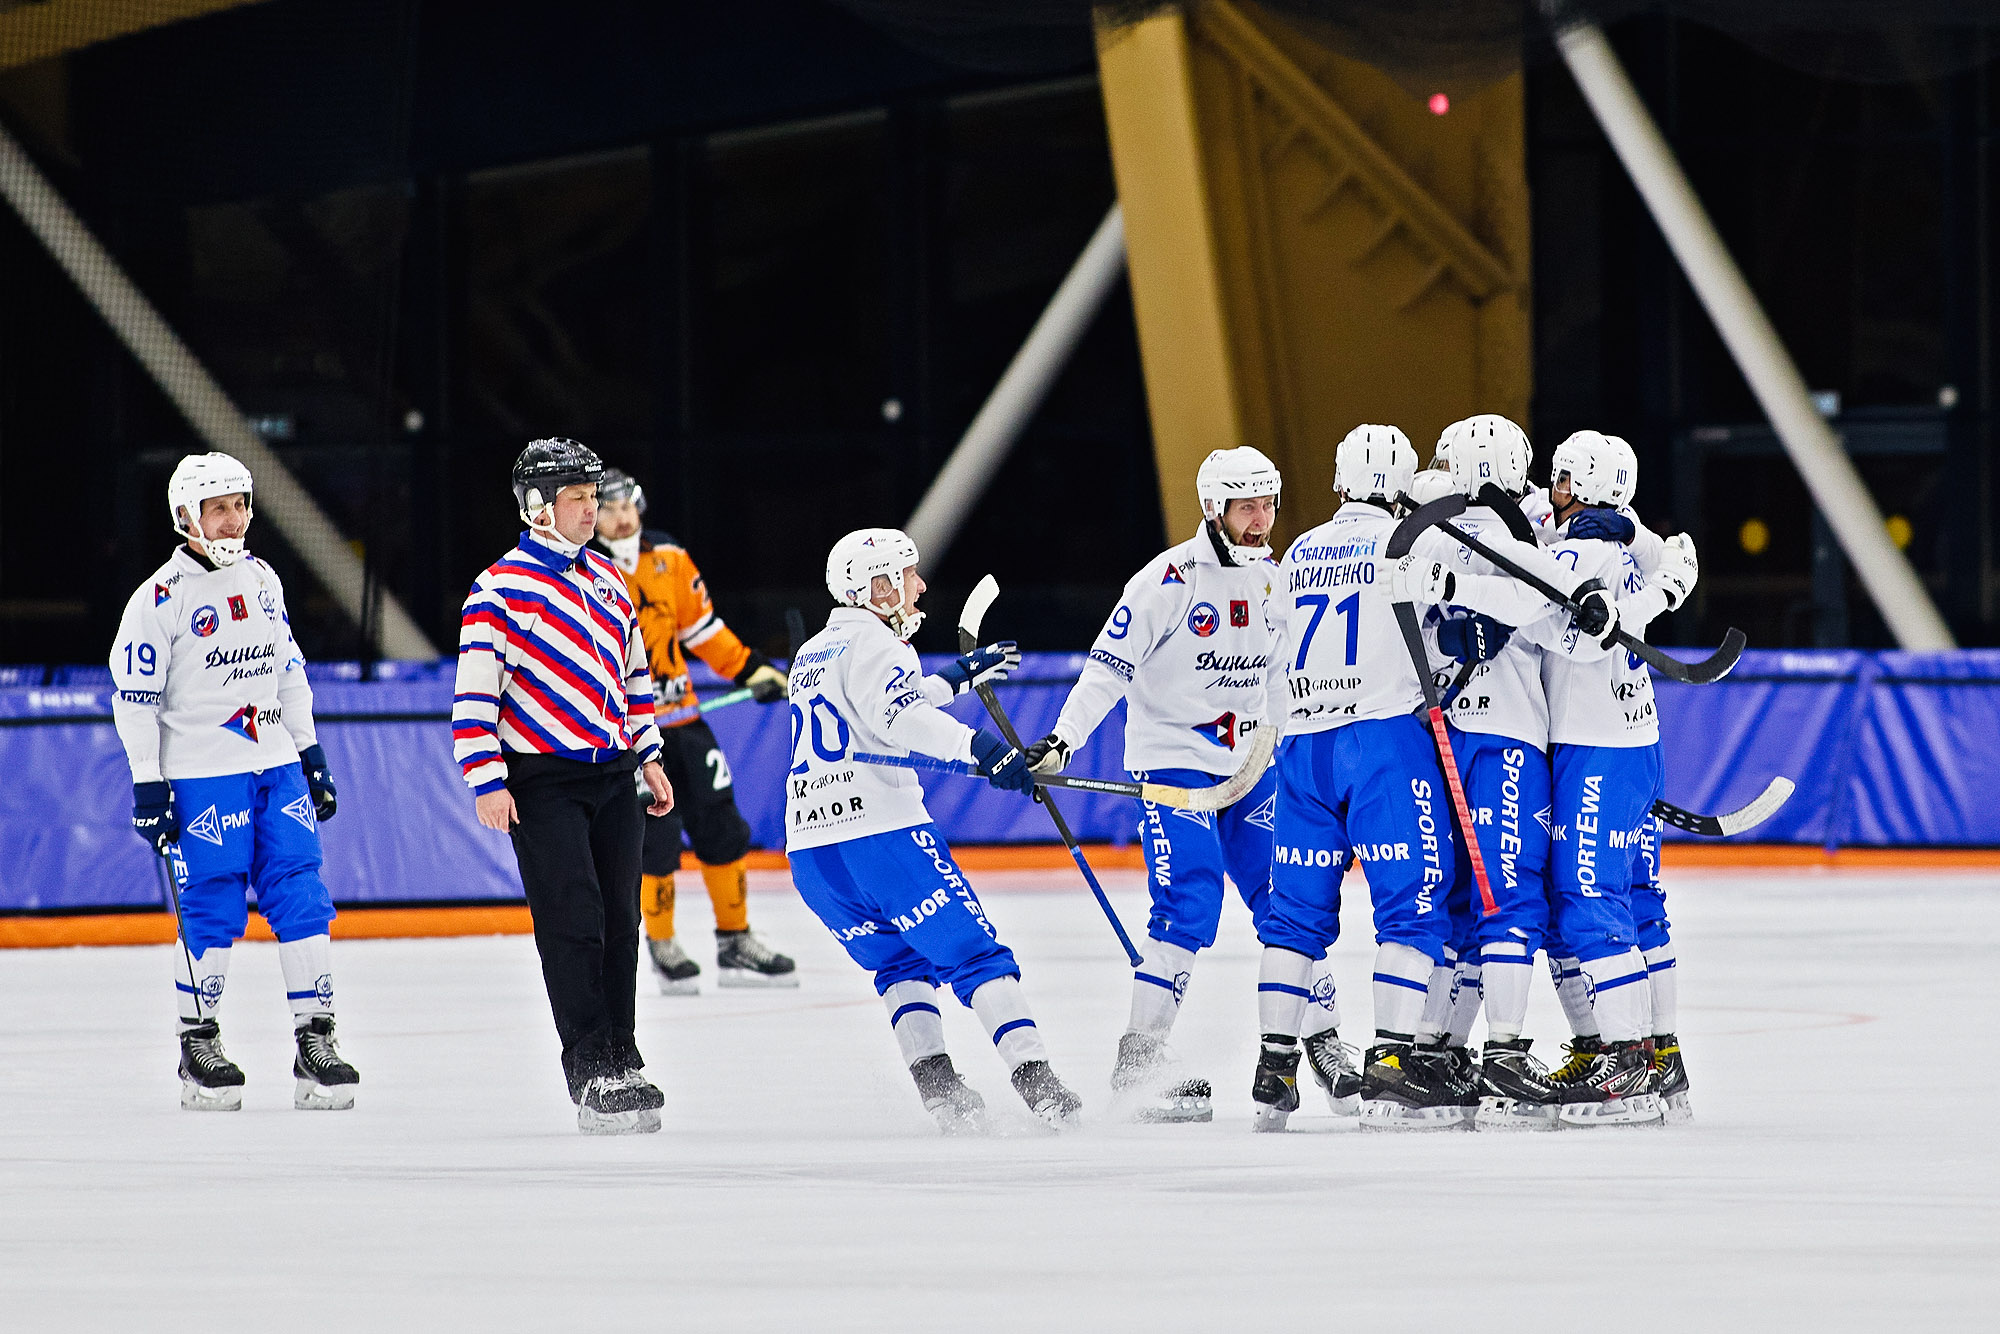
[1388,496,1500,918]
[1399,491,1746,685]
[696,686,754,714]
[959,575,1142,967]
[153,843,209,1022]
[853,732,1278,812]
[1652,777,1795,837]
[1438,483,1540,710]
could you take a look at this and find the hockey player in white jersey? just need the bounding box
[1533,433,1699,1124]
[1020,447,1333,1122]
[785,528,1082,1132]
[109,453,358,1112]
[1249,424,1599,1131]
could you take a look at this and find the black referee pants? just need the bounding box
[505,751,645,1099]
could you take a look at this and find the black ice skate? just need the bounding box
[1432,1040,1483,1124]
[1554,1039,1662,1127]
[1010,1059,1082,1131]
[1651,1033,1693,1125]
[648,936,701,997]
[1548,1034,1602,1085]
[1110,1030,1212,1124]
[178,1019,245,1111]
[1358,1044,1470,1132]
[715,930,798,989]
[577,1069,665,1135]
[292,1015,360,1110]
[1249,1040,1301,1133]
[910,1053,987,1135]
[1473,1037,1559,1132]
[1302,1030,1362,1116]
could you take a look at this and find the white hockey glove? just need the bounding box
[1519,486,1554,534]
[1650,533,1699,611]
[1386,553,1456,605]
[1023,732,1073,775]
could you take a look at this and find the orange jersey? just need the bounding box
[618,538,754,728]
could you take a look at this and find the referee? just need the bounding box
[454,437,676,1135]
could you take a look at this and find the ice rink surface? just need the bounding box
[4,865,1997,1331]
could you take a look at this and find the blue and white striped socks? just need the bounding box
[1373,942,1434,1042]
[1582,949,1652,1043]
[175,942,230,1028]
[882,980,947,1066]
[277,934,334,1028]
[1257,946,1314,1039]
[1644,944,1679,1035]
[970,976,1046,1070]
[1128,939,1196,1039]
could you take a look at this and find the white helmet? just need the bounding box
[1443,414,1533,498]
[1551,430,1638,508]
[1406,468,1457,507]
[1333,424,1416,505]
[1196,446,1282,564]
[1429,429,1454,475]
[826,527,924,640]
[167,452,255,567]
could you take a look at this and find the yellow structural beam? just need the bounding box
[1096,0,1532,547]
[0,0,269,70]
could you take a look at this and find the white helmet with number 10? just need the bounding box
[167,451,255,567]
[1333,424,1416,504]
[826,527,924,640]
[1442,414,1533,498]
[1551,430,1638,508]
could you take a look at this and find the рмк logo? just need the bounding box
[1191,711,1236,748]
[219,703,260,743]
[190,605,219,637]
[1187,602,1218,637]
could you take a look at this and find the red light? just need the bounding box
[1428,92,1450,115]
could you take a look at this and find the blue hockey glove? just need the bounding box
[1437,612,1514,664]
[1567,508,1636,545]
[970,729,1034,794]
[937,641,1022,697]
[132,781,178,853]
[299,744,338,821]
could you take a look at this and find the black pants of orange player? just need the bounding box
[505,751,644,1100]
[640,719,754,874]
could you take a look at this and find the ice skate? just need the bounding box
[1109,1031,1212,1123]
[648,936,701,996]
[1473,1037,1559,1132]
[1548,1034,1602,1085]
[911,1053,987,1135]
[1431,1040,1483,1125]
[1302,1030,1362,1116]
[1358,1044,1470,1132]
[577,1069,665,1135]
[1249,1042,1301,1133]
[1010,1059,1082,1131]
[1651,1033,1693,1125]
[1554,1039,1662,1126]
[178,1020,245,1111]
[291,1015,359,1110]
[715,930,798,989]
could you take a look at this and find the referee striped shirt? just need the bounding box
[453,533,665,795]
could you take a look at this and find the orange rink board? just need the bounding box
[5,843,1997,949]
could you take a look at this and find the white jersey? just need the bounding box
[784,607,977,852]
[1539,537,1672,747]
[109,548,318,784]
[1052,528,1282,776]
[1278,501,1580,735]
[1424,506,1562,749]
[1526,488,1665,575]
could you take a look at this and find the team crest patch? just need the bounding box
[220,703,259,743]
[153,583,173,607]
[313,973,334,1008]
[592,577,619,605]
[228,595,248,621]
[1244,793,1276,830]
[185,805,225,847]
[198,974,226,1011]
[190,605,219,637]
[282,793,317,831]
[1230,599,1249,627]
[259,589,277,616]
[1187,602,1219,637]
[1192,711,1237,749]
[1160,562,1185,586]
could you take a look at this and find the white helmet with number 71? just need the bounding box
[1196,446,1283,565]
[167,451,255,567]
[1442,414,1533,498]
[1333,424,1416,505]
[826,527,924,640]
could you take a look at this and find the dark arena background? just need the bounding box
[1,3,1996,1327]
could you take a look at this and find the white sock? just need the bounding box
[176,943,231,1027]
[1257,947,1313,1039]
[1299,951,1342,1039]
[1127,939,1196,1039]
[1549,954,1600,1038]
[1582,949,1650,1043]
[1644,945,1679,1035]
[882,981,947,1066]
[1480,942,1533,1042]
[969,976,1046,1070]
[1446,960,1483,1047]
[277,933,335,1027]
[1372,943,1434,1042]
[1413,948,1457,1043]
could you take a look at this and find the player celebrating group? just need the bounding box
[785,528,1082,1133]
[590,468,796,994]
[111,452,357,1112]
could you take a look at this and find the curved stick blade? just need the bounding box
[1679,626,1748,685]
[1715,775,1795,837]
[1184,723,1278,812]
[959,575,1000,650]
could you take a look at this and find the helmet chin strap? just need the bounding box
[181,508,249,567]
[1205,514,1269,567]
[523,505,584,558]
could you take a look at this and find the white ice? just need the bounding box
[2,865,1995,1330]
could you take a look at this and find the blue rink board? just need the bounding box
[2,650,1995,912]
